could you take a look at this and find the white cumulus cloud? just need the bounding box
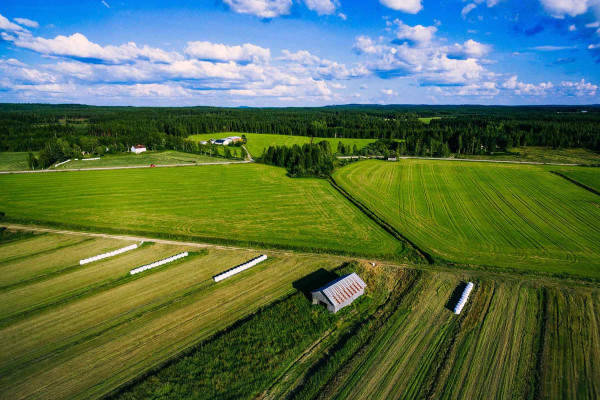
[222,0,292,18]
[185,41,270,63]
[379,0,423,14]
[539,0,600,17]
[303,0,339,15]
[393,19,437,46]
[13,18,39,28]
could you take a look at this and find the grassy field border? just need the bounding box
[0,214,408,261]
[550,170,600,197]
[328,178,432,264]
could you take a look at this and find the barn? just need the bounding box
[131,144,147,154]
[311,273,367,313]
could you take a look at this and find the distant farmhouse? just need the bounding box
[311,273,367,313]
[131,145,147,154]
[214,136,243,146]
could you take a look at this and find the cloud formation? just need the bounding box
[222,0,292,18]
[185,42,270,63]
[379,0,423,14]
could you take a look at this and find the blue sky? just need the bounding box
[0,0,599,105]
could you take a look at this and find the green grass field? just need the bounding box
[554,168,600,192]
[418,117,442,124]
[0,163,405,257]
[1,232,598,400]
[53,150,225,169]
[0,152,30,171]
[297,273,600,400]
[333,159,600,278]
[455,146,600,166]
[0,232,354,399]
[187,133,376,157]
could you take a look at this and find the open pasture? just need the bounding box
[0,232,349,399]
[554,167,600,193]
[0,163,405,258]
[53,150,223,169]
[187,133,376,157]
[333,159,600,278]
[0,152,30,171]
[311,273,600,400]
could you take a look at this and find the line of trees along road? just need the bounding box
[1,104,598,159]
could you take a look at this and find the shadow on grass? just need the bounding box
[445,281,467,312]
[292,268,339,301]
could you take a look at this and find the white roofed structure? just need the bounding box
[311,273,367,313]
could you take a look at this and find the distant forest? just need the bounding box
[1,104,599,164]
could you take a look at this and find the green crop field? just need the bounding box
[0,232,355,399]
[333,159,600,278]
[187,133,376,157]
[456,146,600,166]
[0,163,405,258]
[555,168,600,192]
[0,152,30,171]
[418,117,442,124]
[300,273,600,400]
[53,150,224,169]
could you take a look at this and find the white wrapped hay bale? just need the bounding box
[79,243,139,265]
[213,255,267,282]
[130,252,188,275]
[453,282,474,315]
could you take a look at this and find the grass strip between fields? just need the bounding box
[549,170,600,197]
[328,178,432,264]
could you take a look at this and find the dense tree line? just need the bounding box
[1,104,598,157]
[259,141,334,177]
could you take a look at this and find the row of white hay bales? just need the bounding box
[454,282,474,314]
[130,252,188,275]
[79,243,140,265]
[213,255,267,282]
[54,159,71,167]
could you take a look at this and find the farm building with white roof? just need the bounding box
[131,144,147,154]
[311,273,367,313]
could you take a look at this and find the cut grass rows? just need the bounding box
[0,163,405,258]
[333,159,600,278]
[308,274,600,400]
[0,233,348,400]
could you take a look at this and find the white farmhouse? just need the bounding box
[131,145,147,154]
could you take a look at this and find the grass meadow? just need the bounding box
[53,150,223,169]
[0,232,352,399]
[333,159,600,278]
[0,163,405,258]
[554,168,600,192]
[294,273,600,400]
[0,152,30,171]
[187,133,376,157]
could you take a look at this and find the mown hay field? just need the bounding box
[0,152,30,171]
[308,272,600,400]
[333,159,600,278]
[187,133,376,157]
[0,232,349,399]
[53,150,223,169]
[555,167,600,192]
[0,163,404,257]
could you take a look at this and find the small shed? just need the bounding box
[387,156,397,161]
[311,273,367,313]
[131,145,147,154]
